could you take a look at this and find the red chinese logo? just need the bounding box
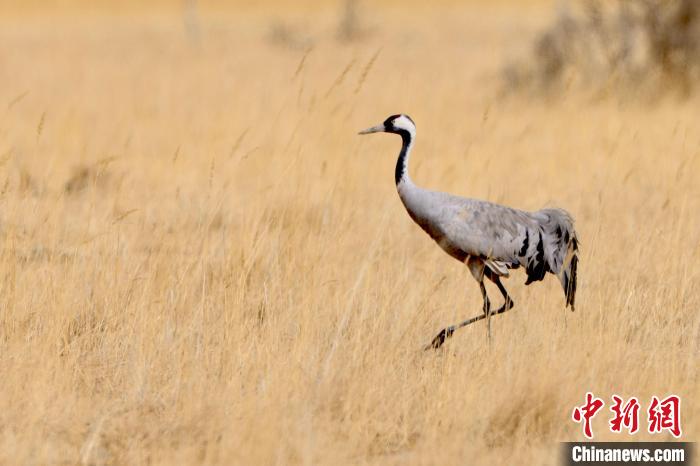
[609,395,640,434]
[572,392,605,439]
[572,393,682,439]
[648,395,682,438]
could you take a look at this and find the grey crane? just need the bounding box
[358,114,579,349]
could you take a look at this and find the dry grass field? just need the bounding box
[0,1,698,464]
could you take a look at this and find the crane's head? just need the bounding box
[358,114,415,138]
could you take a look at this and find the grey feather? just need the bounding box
[399,186,578,289]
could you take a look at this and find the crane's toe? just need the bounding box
[425,325,455,350]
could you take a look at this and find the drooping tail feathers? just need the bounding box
[532,208,579,310]
[561,238,578,311]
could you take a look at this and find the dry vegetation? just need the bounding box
[505,0,700,98]
[0,1,698,465]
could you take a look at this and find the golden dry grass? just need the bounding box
[0,2,698,465]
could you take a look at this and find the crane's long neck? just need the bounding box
[395,130,414,185]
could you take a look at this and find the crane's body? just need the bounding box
[359,114,579,349]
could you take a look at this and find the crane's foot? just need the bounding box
[493,299,514,315]
[425,325,455,350]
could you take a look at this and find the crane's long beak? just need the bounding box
[358,124,384,135]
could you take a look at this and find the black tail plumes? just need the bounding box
[562,238,578,310]
[531,208,579,310]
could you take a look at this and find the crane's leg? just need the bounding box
[425,265,517,351]
[426,258,492,350]
[482,281,493,341]
[484,270,515,314]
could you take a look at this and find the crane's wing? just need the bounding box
[436,196,577,283]
[441,198,535,269]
